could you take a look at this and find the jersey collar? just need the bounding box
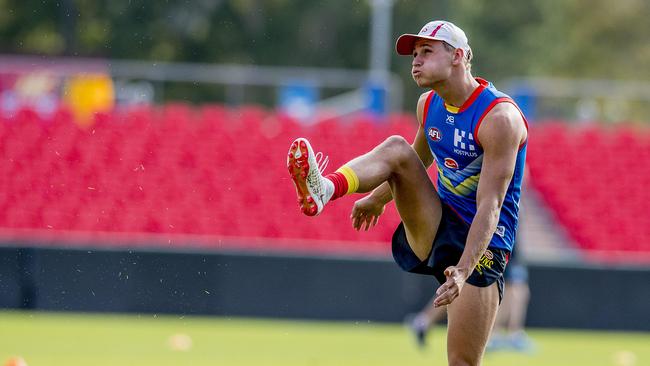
[444,77,488,114]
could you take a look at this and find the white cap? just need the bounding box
[396,20,472,61]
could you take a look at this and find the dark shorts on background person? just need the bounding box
[504,261,528,284]
[503,242,528,284]
[392,204,509,301]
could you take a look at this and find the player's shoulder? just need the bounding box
[417,90,435,108]
[485,102,521,125]
[419,90,435,101]
[481,79,509,99]
[416,90,436,125]
[479,102,527,147]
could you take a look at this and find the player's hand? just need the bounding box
[433,266,469,307]
[351,195,386,231]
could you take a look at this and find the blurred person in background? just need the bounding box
[485,243,535,352]
[287,20,528,366]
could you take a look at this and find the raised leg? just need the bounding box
[345,135,442,260]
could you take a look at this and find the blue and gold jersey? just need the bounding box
[422,78,527,252]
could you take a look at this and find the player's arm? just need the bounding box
[366,91,434,205]
[434,102,526,306]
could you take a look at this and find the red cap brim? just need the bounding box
[395,34,419,55]
[395,34,438,55]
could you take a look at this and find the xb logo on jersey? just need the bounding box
[427,127,442,142]
[446,115,455,125]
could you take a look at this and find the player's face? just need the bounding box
[411,40,454,87]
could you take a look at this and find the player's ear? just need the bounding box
[452,48,465,65]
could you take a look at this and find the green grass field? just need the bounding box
[1,311,648,366]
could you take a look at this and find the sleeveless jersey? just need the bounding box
[422,78,528,252]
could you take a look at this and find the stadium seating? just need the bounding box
[1,104,648,261]
[0,104,416,255]
[526,122,650,262]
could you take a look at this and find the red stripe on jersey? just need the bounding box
[473,97,511,148]
[458,78,488,113]
[473,97,529,150]
[421,90,435,128]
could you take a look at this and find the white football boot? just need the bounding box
[287,138,334,216]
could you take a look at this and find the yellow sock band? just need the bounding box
[336,165,359,195]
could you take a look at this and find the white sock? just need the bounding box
[322,177,335,205]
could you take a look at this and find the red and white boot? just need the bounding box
[287,138,334,216]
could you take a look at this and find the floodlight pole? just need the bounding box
[369,0,394,82]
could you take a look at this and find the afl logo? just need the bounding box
[428,127,442,142]
[484,249,494,260]
[444,158,458,169]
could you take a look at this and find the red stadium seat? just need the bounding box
[527,122,650,260]
[1,105,648,261]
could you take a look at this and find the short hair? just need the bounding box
[442,41,472,72]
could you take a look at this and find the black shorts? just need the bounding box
[391,204,509,301]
